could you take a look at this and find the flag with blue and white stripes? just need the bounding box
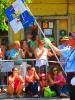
[4,0,34,33]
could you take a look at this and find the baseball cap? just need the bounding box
[61,36,69,41]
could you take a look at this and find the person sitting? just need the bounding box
[48,66,69,98]
[25,67,39,97]
[7,67,24,98]
[40,73,56,97]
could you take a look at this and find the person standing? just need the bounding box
[45,32,75,100]
[0,41,6,93]
[34,39,53,74]
[9,41,25,77]
[58,36,69,67]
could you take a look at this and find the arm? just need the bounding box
[53,72,66,84]
[34,48,44,58]
[18,75,24,84]
[48,74,55,85]
[8,76,14,85]
[25,75,34,83]
[0,47,6,58]
[34,71,39,80]
[19,49,25,59]
[45,38,61,56]
[12,49,25,60]
[47,49,53,57]
[48,42,61,56]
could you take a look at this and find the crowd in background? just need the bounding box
[0,34,70,98]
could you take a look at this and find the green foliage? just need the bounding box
[0,0,14,31]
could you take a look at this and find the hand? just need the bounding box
[44,38,51,45]
[19,49,23,54]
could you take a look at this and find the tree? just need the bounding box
[0,0,14,31]
[0,0,32,31]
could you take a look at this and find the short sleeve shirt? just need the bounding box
[60,47,75,72]
[10,48,23,65]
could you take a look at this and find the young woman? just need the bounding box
[8,67,24,98]
[25,67,39,97]
[48,66,69,98]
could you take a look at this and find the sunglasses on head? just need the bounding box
[53,69,57,72]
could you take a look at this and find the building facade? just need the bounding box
[8,0,75,45]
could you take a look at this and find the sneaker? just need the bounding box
[60,93,69,98]
[16,95,22,98]
[33,94,39,98]
[9,95,14,99]
[0,88,7,93]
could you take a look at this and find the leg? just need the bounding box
[27,82,38,96]
[16,83,24,96]
[8,84,14,96]
[69,85,75,100]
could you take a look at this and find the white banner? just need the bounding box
[0,62,14,72]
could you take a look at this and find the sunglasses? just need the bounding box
[53,69,57,72]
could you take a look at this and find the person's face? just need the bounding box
[14,43,20,50]
[39,40,44,46]
[68,37,75,47]
[62,40,69,45]
[28,68,34,74]
[13,68,19,75]
[53,68,58,74]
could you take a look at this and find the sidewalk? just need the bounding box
[0,92,70,100]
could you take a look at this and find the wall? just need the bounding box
[9,0,75,42]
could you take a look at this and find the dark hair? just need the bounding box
[50,66,61,79]
[69,32,75,38]
[12,67,18,72]
[27,67,32,71]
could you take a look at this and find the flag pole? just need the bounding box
[24,2,67,76]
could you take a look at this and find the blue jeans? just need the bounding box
[26,81,38,95]
[50,84,69,96]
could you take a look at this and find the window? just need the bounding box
[42,21,53,36]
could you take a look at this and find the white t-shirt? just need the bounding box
[35,48,48,67]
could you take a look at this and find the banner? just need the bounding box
[4,0,34,33]
[0,62,14,72]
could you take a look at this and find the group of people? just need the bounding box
[0,32,75,99]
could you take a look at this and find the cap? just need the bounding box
[69,32,75,38]
[61,36,69,41]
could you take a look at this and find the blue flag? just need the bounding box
[4,0,34,33]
